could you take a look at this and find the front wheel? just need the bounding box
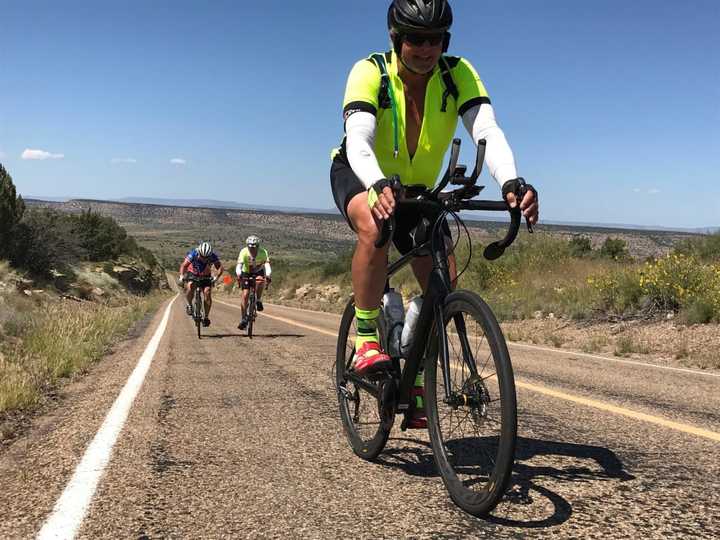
[335,297,392,460]
[195,287,203,339]
[425,290,517,517]
[247,292,255,339]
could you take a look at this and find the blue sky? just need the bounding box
[1,0,718,228]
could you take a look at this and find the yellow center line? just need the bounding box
[215,300,338,337]
[214,300,720,443]
[513,380,720,442]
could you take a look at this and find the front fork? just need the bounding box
[439,305,483,407]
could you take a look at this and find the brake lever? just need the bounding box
[516,183,534,233]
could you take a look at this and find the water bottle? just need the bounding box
[401,296,423,356]
[382,289,405,357]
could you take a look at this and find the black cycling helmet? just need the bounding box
[387,0,453,54]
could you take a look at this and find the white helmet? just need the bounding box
[246,235,260,248]
[197,241,212,257]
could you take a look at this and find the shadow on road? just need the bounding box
[202,333,305,339]
[376,435,634,528]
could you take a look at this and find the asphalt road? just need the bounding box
[1,296,718,539]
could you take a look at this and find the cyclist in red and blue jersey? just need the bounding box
[178,241,224,327]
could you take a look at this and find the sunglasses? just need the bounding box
[403,32,445,47]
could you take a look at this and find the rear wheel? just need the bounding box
[425,290,517,516]
[335,297,392,460]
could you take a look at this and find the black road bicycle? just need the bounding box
[335,138,533,517]
[184,275,213,339]
[241,275,260,338]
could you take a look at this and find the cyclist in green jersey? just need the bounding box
[330,0,539,428]
[236,235,272,330]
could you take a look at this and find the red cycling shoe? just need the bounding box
[406,385,427,429]
[353,341,392,376]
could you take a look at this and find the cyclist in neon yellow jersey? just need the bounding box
[236,235,272,330]
[330,0,539,428]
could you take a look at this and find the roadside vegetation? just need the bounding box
[0,285,165,418]
[0,163,169,430]
[260,227,720,370]
[265,231,720,324]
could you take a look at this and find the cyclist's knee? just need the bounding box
[348,196,381,245]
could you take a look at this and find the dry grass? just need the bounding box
[0,291,166,414]
[613,335,651,357]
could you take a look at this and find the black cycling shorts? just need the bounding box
[239,269,265,290]
[330,153,450,255]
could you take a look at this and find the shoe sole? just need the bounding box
[353,359,392,377]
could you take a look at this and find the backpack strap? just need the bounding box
[370,52,393,109]
[438,56,459,113]
[369,52,399,158]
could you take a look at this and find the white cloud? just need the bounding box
[21,148,64,160]
[648,188,660,194]
[633,188,641,193]
[111,157,137,164]
[170,158,186,165]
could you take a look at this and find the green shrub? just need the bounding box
[568,236,592,257]
[674,232,720,262]
[10,209,83,276]
[679,299,715,325]
[599,237,629,261]
[589,269,644,315]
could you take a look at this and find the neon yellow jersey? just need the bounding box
[237,247,269,273]
[341,51,490,188]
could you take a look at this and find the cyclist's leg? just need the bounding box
[185,281,194,306]
[332,155,391,373]
[240,285,249,314]
[256,274,265,299]
[347,193,389,309]
[203,285,212,316]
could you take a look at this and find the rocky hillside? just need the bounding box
[26,198,702,261]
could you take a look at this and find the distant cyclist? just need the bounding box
[330,0,539,427]
[179,241,224,327]
[236,235,272,330]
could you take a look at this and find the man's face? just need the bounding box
[248,245,258,255]
[399,32,444,74]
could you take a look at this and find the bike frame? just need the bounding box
[342,137,528,417]
[344,212,473,413]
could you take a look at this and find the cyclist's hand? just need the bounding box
[503,179,539,226]
[265,276,272,285]
[367,179,396,221]
[178,275,185,285]
[211,276,217,285]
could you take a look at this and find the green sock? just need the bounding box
[414,372,424,409]
[355,306,380,350]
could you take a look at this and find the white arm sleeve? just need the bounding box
[235,263,242,277]
[345,111,385,189]
[462,104,518,188]
[264,262,272,277]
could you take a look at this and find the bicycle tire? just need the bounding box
[425,290,517,516]
[335,297,391,460]
[195,287,202,339]
[247,291,255,339]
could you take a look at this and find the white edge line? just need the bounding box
[37,295,177,540]
[252,302,719,379]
